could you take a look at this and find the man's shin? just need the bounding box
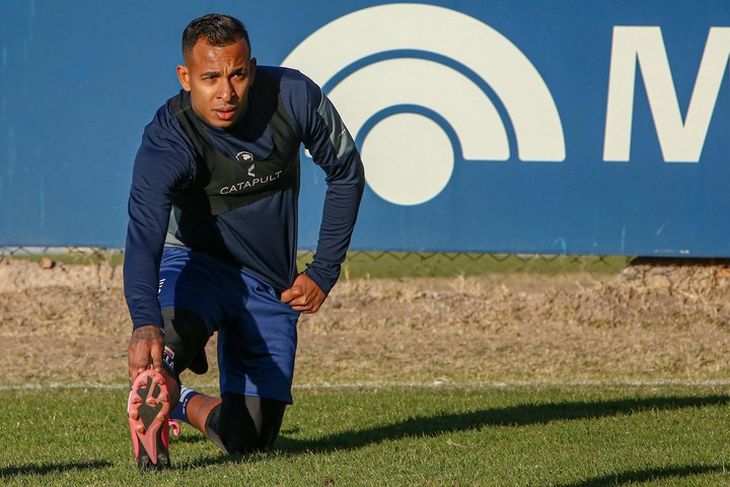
[186,394,223,436]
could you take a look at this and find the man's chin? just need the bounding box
[205,114,237,129]
[211,120,235,128]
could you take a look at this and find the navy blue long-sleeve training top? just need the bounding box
[124,66,365,329]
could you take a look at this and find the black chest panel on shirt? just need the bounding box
[169,84,300,216]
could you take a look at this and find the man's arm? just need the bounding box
[282,77,365,311]
[124,113,194,381]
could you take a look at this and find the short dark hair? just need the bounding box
[182,14,251,59]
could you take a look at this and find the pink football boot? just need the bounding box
[127,369,172,469]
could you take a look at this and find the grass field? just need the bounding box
[2,255,729,485]
[1,384,729,486]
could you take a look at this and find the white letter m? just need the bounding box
[604,26,730,162]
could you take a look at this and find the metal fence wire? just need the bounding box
[9,246,730,304]
[0,245,633,281]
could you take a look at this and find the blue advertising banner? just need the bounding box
[1,1,729,255]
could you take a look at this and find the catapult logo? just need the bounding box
[235,151,254,163]
[283,3,565,206]
[235,151,256,177]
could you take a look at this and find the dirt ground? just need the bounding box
[2,257,730,387]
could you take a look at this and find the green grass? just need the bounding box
[5,250,631,278]
[5,250,125,266]
[331,252,631,278]
[1,385,728,486]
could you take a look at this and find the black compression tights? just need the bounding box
[161,307,287,454]
[206,393,286,454]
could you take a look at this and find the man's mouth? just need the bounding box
[214,106,238,121]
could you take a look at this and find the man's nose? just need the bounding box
[219,79,235,101]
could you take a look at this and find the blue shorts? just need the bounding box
[158,247,300,404]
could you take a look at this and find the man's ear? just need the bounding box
[250,57,257,82]
[176,65,191,91]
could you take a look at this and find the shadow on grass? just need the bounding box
[554,464,728,486]
[0,460,111,477]
[278,394,729,453]
[173,394,730,470]
[174,433,208,444]
[174,451,259,469]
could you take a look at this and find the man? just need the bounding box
[124,13,364,469]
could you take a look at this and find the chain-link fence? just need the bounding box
[0,245,633,281]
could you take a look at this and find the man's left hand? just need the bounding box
[281,273,326,313]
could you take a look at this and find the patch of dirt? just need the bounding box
[2,257,730,386]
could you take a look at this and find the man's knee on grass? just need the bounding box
[205,393,286,454]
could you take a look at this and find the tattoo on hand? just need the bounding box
[131,326,162,342]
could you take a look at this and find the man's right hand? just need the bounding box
[128,325,164,384]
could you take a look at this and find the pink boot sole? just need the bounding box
[127,370,172,469]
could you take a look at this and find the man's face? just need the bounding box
[176,38,256,128]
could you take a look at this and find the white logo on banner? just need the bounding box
[604,26,730,163]
[283,3,565,206]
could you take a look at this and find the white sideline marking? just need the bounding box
[1,379,730,392]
